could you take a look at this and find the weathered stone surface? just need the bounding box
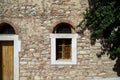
[0,0,118,80]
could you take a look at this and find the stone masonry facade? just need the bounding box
[0,0,119,80]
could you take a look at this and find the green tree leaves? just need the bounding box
[79,0,120,59]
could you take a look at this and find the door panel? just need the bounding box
[0,41,14,80]
[0,42,2,80]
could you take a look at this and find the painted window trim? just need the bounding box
[0,35,21,80]
[50,33,78,65]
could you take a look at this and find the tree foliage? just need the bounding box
[79,0,120,60]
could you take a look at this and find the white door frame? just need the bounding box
[0,35,21,80]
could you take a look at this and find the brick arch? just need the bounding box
[0,20,19,34]
[53,22,73,33]
[51,19,76,33]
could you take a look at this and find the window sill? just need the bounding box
[51,59,77,65]
[56,59,72,62]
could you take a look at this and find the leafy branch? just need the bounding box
[78,0,120,60]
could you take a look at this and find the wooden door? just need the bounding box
[0,41,14,80]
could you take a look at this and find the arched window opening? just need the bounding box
[0,23,16,34]
[0,22,20,79]
[50,22,78,64]
[53,23,72,33]
[53,23,72,60]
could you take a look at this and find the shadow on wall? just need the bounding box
[85,0,120,77]
[89,0,120,76]
[113,58,120,76]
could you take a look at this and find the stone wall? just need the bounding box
[0,0,118,80]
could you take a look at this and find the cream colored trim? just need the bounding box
[0,35,21,80]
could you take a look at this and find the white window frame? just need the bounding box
[0,35,21,80]
[50,33,78,65]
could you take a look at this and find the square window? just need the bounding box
[56,38,71,60]
[50,34,78,65]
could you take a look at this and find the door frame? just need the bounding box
[0,35,21,80]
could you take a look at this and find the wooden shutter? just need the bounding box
[56,39,71,60]
[64,39,71,59]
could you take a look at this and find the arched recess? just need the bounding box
[50,19,76,33]
[53,22,74,33]
[0,22,21,80]
[50,22,78,65]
